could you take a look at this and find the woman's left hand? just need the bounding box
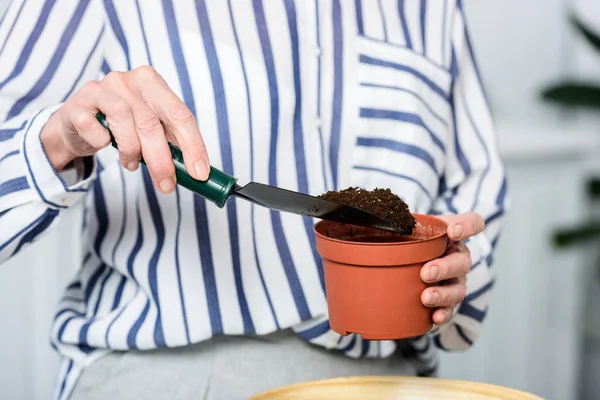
[420,212,485,326]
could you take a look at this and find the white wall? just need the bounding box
[463,0,569,124]
[464,0,600,128]
[1,0,599,399]
[0,208,81,400]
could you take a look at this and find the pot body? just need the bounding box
[314,214,448,340]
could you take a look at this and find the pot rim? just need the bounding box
[313,213,448,247]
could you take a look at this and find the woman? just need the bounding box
[0,1,507,399]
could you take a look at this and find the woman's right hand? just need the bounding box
[40,65,209,194]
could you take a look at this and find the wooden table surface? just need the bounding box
[249,376,545,399]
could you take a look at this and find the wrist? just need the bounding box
[40,113,76,172]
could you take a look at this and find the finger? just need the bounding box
[61,103,110,158]
[432,307,454,325]
[420,249,471,283]
[130,66,210,181]
[421,279,466,308]
[76,80,140,171]
[101,73,176,193]
[437,212,485,241]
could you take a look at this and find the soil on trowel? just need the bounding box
[318,187,416,234]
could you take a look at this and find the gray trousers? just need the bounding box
[70,329,416,399]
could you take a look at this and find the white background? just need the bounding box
[2,0,600,399]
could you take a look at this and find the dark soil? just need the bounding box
[318,187,416,233]
[339,234,412,243]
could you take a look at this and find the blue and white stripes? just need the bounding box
[0,1,508,399]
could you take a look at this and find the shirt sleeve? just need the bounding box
[0,0,106,263]
[429,2,509,351]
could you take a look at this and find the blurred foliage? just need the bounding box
[541,14,600,249]
[553,222,600,248]
[589,178,600,198]
[542,14,600,110]
[543,84,600,109]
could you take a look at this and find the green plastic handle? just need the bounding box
[95,112,237,208]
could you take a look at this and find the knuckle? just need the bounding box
[61,101,77,117]
[73,112,95,132]
[80,80,100,94]
[134,65,159,81]
[169,103,195,124]
[109,100,131,118]
[136,115,163,135]
[148,157,175,176]
[97,135,111,149]
[103,71,126,86]
[118,141,141,156]
[184,139,207,158]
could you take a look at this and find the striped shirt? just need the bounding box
[0,1,508,399]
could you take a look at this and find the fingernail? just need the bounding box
[427,291,439,305]
[437,310,447,324]
[159,177,175,193]
[126,161,139,171]
[450,224,464,239]
[194,160,210,181]
[427,265,439,281]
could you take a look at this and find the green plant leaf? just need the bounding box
[553,222,600,248]
[541,83,600,108]
[570,14,600,54]
[588,177,600,200]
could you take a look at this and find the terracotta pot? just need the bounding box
[313,214,448,340]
